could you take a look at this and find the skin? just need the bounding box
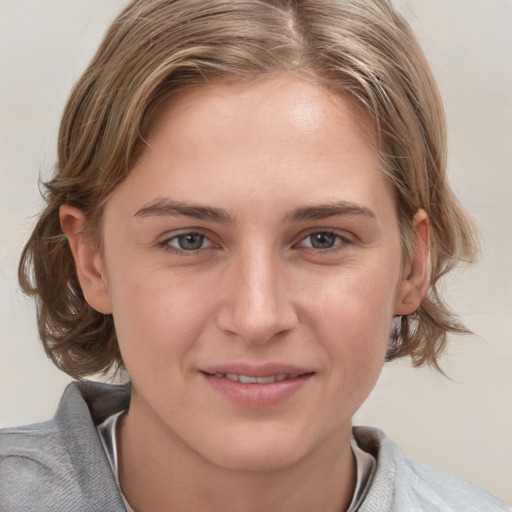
[61,76,430,512]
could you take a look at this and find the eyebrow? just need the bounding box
[287,202,376,222]
[133,199,375,224]
[133,200,234,223]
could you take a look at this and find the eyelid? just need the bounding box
[155,227,355,255]
[294,229,354,251]
[168,233,212,249]
[158,228,219,255]
[157,226,212,243]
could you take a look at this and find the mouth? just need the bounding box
[200,367,314,407]
[203,372,308,384]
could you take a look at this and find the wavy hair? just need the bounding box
[19,0,478,378]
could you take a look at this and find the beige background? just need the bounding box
[1,0,511,503]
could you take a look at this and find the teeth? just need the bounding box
[256,376,277,384]
[239,375,258,384]
[220,373,299,383]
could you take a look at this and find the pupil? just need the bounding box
[179,233,203,250]
[311,232,335,249]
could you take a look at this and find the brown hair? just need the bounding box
[19,0,478,379]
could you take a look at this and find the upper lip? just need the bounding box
[200,363,314,378]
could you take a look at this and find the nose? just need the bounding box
[215,249,299,345]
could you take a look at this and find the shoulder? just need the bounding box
[354,426,511,512]
[0,419,67,474]
[0,417,87,510]
[0,381,129,512]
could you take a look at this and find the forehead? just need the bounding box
[148,77,378,161]
[107,76,392,225]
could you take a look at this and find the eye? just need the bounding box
[298,231,347,250]
[165,232,212,251]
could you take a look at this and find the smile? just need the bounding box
[210,373,302,384]
[201,369,314,408]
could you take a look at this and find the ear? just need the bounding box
[394,209,431,316]
[59,205,113,314]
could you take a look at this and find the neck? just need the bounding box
[118,397,356,512]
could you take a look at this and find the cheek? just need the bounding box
[308,262,399,338]
[306,263,398,381]
[106,269,216,373]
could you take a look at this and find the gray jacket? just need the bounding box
[0,381,510,511]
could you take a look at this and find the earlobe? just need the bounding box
[394,210,431,316]
[59,205,113,314]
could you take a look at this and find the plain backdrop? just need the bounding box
[1,0,511,503]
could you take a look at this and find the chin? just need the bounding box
[209,444,304,473]
[195,422,334,473]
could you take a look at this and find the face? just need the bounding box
[63,76,428,472]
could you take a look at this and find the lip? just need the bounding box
[201,363,313,378]
[200,363,315,408]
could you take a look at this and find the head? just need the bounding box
[20,0,477,380]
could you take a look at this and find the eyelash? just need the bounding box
[159,232,214,255]
[295,231,352,253]
[158,230,352,256]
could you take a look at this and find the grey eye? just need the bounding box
[307,232,337,249]
[297,231,349,251]
[169,233,209,251]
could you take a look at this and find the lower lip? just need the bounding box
[202,373,313,408]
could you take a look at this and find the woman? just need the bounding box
[1,0,509,510]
